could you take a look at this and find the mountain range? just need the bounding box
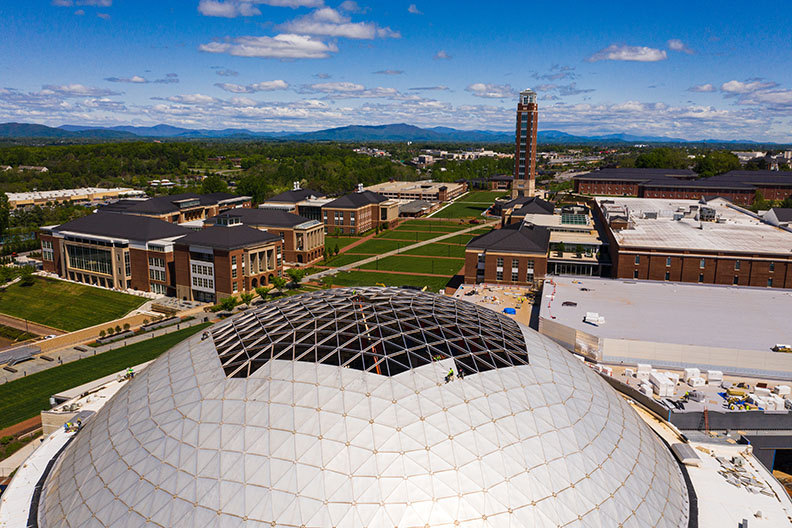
[0,122,779,145]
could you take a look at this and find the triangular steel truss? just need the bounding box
[211,287,529,378]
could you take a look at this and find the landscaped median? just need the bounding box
[0,323,212,431]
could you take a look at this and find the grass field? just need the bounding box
[401,243,467,258]
[330,271,450,292]
[0,323,212,431]
[399,219,471,228]
[323,253,374,267]
[0,278,146,332]
[432,203,492,219]
[378,230,443,242]
[360,255,464,276]
[341,238,405,255]
[324,236,361,251]
[462,190,510,202]
[393,223,469,233]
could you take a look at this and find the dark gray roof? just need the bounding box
[325,190,387,209]
[267,188,324,203]
[488,174,514,182]
[709,170,792,185]
[99,193,244,215]
[176,225,280,250]
[505,196,555,216]
[210,208,314,228]
[466,222,550,254]
[770,208,792,223]
[55,213,191,241]
[399,200,434,214]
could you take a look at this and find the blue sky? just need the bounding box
[1,1,791,141]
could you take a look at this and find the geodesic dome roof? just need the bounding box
[39,288,689,528]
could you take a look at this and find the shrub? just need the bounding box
[107,327,115,335]
[123,323,130,331]
[99,330,106,338]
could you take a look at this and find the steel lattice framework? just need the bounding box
[211,287,529,378]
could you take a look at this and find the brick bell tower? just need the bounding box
[512,89,538,198]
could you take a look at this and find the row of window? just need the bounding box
[191,263,212,276]
[495,257,535,271]
[150,283,168,295]
[634,268,775,287]
[637,255,777,272]
[192,276,214,289]
[149,269,166,282]
[148,257,165,268]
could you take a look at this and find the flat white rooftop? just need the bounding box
[6,187,140,202]
[542,276,792,354]
[598,197,792,255]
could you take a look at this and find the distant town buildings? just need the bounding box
[6,187,145,210]
[363,180,466,202]
[512,89,538,198]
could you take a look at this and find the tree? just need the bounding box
[123,323,130,331]
[201,174,228,194]
[333,243,339,256]
[751,190,771,212]
[219,295,239,311]
[115,325,122,333]
[321,275,334,289]
[99,330,106,338]
[575,244,585,256]
[18,266,34,286]
[745,157,769,171]
[271,276,288,294]
[694,151,741,178]
[633,148,690,170]
[107,326,115,335]
[239,292,254,305]
[0,194,9,241]
[556,242,566,255]
[255,285,271,299]
[286,268,306,287]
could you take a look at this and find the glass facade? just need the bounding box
[66,244,112,275]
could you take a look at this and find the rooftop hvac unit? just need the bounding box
[583,312,605,325]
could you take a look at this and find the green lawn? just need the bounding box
[394,222,469,233]
[343,238,405,255]
[460,190,510,202]
[470,227,495,235]
[360,255,464,276]
[324,236,361,251]
[442,233,477,245]
[0,323,212,431]
[399,219,470,228]
[378,230,444,242]
[432,202,493,219]
[323,253,374,267]
[402,243,467,258]
[330,271,450,292]
[0,278,146,332]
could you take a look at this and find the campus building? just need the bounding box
[5,187,144,210]
[33,288,691,528]
[574,168,792,206]
[495,195,555,225]
[363,180,467,202]
[322,188,399,235]
[259,185,326,212]
[512,89,538,198]
[100,192,251,224]
[596,196,792,288]
[173,225,283,303]
[39,213,191,296]
[464,222,550,286]
[206,208,325,265]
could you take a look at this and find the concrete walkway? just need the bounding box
[306,221,497,282]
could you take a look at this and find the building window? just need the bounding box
[634,255,640,265]
[768,278,773,287]
[233,282,239,293]
[232,267,237,279]
[698,273,704,283]
[733,276,739,285]
[496,257,504,268]
[666,257,671,267]
[231,256,236,266]
[769,262,775,272]
[633,269,639,279]
[664,271,670,281]
[350,212,356,226]
[42,240,54,261]
[734,260,741,271]
[511,271,519,282]
[512,259,519,269]
[66,244,112,275]
[323,210,328,223]
[496,270,503,281]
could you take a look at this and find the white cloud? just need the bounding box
[408,85,448,92]
[338,1,362,12]
[408,4,421,14]
[74,9,85,15]
[688,83,715,93]
[278,7,400,39]
[52,0,112,5]
[161,94,219,104]
[41,84,121,97]
[212,68,239,77]
[721,79,777,94]
[301,82,402,99]
[106,75,147,83]
[465,83,515,99]
[199,34,338,59]
[373,69,403,75]
[535,82,594,96]
[97,12,110,19]
[434,50,451,60]
[215,80,290,93]
[309,82,365,93]
[197,0,322,17]
[667,39,694,54]
[587,44,667,62]
[745,89,792,106]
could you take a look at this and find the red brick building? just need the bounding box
[464,222,549,287]
[39,213,191,296]
[574,168,792,206]
[100,192,251,223]
[596,197,792,289]
[173,226,283,303]
[512,89,538,198]
[322,190,399,235]
[206,208,325,266]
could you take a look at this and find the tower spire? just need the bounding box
[512,89,538,198]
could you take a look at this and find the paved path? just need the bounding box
[0,313,64,336]
[306,221,497,282]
